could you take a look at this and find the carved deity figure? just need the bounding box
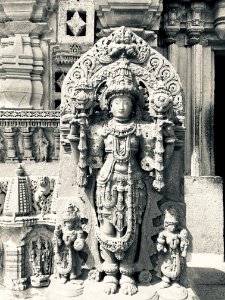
[33,128,49,162]
[68,61,176,296]
[53,203,85,283]
[156,207,189,288]
[62,27,184,296]
[29,237,52,287]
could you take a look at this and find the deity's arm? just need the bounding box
[162,122,176,168]
[156,230,167,252]
[73,229,85,251]
[137,122,157,173]
[87,123,105,170]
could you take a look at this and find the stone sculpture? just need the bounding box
[34,176,52,216]
[156,207,189,288]
[62,27,184,296]
[29,237,52,287]
[33,128,49,162]
[53,203,85,284]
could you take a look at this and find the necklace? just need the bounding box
[109,119,136,137]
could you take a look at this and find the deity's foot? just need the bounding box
[103,275,118,295]
[120,275,138,296]
[60,276,68,284]
[158,277,171,289]
[172,282,181,288]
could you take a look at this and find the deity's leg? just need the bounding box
[101,247,119,295]
[119,228,139,295]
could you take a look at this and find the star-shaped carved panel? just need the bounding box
[66,11,86,36]
[55,72,66,92]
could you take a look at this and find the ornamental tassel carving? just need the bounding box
[153,118,165,192]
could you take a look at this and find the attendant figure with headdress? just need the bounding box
[53,203,85,283]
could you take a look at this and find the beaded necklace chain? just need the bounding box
[109,119,136,137]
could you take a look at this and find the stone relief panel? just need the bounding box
[24,228,54,288]
[29,236,53,287]
[0,126,59,163]
[30,176,55,217]
[58,26,185,298]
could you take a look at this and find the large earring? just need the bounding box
[131,110,136,118]
[108,111,113,119]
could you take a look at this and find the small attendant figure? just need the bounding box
[156,207,189,288]
[53,203,85,283]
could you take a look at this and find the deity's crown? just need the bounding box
[62,203,79,222]
[163,207,179,225]
[105,59,139,103]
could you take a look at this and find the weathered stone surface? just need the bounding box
[185,176,224,258]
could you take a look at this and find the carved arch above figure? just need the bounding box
[61,26,184,123]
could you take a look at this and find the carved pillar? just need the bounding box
[4,240,27,290]
[4,128,18,161]
[186,2,205,45]
[164,3,181,45]
[1,35,33,109]
[191,43,202,176]
[214,0,225,40]
[21,128,34,161]
[30,35,44,109]
[53,128,60,160]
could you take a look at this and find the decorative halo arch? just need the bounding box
[61,26,184,123]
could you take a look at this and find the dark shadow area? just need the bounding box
[215,54,225,260]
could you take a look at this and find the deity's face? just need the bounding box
[64,221,74,230]
[110,95,134,120]
[166,223,177,233]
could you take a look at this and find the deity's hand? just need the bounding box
[157,243,166,253]
[73,238,85,251]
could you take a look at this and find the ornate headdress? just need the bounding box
[163,207,179,226]
[62,203,80,223]
[104,58,139,105]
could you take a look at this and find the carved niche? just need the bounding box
[60,26,185,298]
